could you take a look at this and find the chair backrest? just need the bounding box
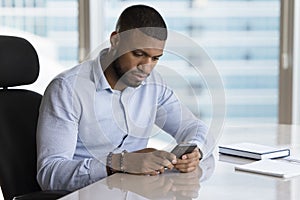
[0,36,42,200]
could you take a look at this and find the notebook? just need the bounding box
[235,159,300,178]
[218,142,290,160]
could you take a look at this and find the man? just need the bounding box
[36,5,208,191]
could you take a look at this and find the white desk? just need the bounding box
[59,124,300,200]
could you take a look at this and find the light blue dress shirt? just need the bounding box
[36,49,208,191]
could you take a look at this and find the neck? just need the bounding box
[101,48,127,91]
[104,66,124,91]
[103,64,126,91]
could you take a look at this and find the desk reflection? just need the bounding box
[60,155,215,200]
[60,125,300,200]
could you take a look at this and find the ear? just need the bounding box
[110,31,120,48]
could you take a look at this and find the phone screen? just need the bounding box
[171,143,197,158]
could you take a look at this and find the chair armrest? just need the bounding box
[13,190,70,200]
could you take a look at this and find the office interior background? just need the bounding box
[0,0,299,198]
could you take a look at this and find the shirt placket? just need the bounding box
[114,88,132,148]
[120,89,131,136]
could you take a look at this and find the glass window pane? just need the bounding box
[0,0,79,94]
[93,0,280,125]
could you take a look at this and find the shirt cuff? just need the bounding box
[89,158,108,184]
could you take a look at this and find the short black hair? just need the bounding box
[116,5,167,41]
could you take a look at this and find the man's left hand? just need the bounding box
[174,148,202,173]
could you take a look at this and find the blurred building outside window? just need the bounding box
[0,0,79,94]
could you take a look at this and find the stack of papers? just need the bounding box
[235,159,300,178]
[218,142,300,178]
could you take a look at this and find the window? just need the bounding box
[90,0,280,125]
[0,0,79,94]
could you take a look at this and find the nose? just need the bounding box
[137,63,153,75]
[138,58,155,74]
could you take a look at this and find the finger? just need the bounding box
[193,148,201,159]
[146,170,160,176]
[154,150,177,164]
[175,159,199,172]
[153,157,174,170]
[175,159,199,169]
[161,160,174,170]
[158,166,165,174]
[165,163,174,170]
[176,156,199,165]
[182,149,200,160]
[142,156,172,173]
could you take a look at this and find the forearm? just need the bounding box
[37,157,107,191]
[164,115,209,158]
[156,93,209,156]
[36,114,107,191]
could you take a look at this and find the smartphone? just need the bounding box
[171,143,197,158]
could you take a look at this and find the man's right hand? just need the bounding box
[111,148,177,175]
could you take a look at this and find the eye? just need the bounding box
[152,57,160,61]
[132,51,143,57]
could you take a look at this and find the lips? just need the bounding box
[134,74,146,81]
[137,73,147,78]
[133,72,148,78]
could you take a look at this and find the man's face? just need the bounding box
[112,29,165,88]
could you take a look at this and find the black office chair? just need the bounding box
[0,36,68,200]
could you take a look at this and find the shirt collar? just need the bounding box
[92,49,112,91]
